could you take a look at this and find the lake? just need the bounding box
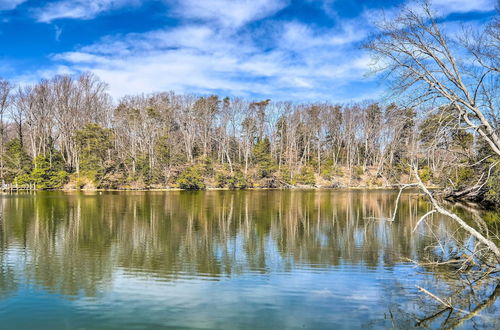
[0,190,498,329]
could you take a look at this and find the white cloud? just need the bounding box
[306,0,337,17]
[47,15,374,102]
[169,0,289,28]
[16,0,388,102]
[5,0,493,104]
[360,0,497,33]
[54,25,62,41]
[31,0,289,25]
[431,0,497,15]
[0,0,26,11]
[279,20,368,51]
[34,0,140,23]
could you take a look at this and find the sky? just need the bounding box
[0,0,497,102]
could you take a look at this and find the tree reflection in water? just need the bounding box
[0,190,498,327]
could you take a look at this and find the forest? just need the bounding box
[0,74,496,205]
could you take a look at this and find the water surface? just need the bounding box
[0,190,498,329]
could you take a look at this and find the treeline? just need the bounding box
[0,73,497,202]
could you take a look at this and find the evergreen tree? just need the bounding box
[75,123,114,183]
[18,152,68,189]
[2,139,32,183]
[252,138,275,178]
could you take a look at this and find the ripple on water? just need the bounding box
[0,190,498,329]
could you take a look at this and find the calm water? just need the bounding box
[0,190,498,329]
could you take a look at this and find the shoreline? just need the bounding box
[3,185,442,193]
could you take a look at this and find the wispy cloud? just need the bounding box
[9,0,496,103]
[0,0,27,11]
[49,13,374,101]
[54,25,62,41]
[32,0,289,26]
[169,0,289,28]
[431,0,497,15]
[34,0,140,23]
[362,0,497,23]
[24,0,385,102]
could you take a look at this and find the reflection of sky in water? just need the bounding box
[3,264,426,329]
[0,190,499,329]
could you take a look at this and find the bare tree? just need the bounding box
[366,0,499,156]
[366,0,500,299]
[11,86,32,145]
[0,79,13,182]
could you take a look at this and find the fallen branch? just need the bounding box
[444,161,498,201]
[413,166,500,259]
[413,209,437,232]
[416,285,452,309]
[364,183,418,222]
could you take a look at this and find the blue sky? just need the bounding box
[0,0,497,102]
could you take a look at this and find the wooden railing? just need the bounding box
[1,183,36,192]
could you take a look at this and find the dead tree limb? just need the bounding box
[413,209,437,232]
[413,166,500,259]
[416,285,453,309]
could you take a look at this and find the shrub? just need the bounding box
[229,172,248,189]
[320,166,333,180]
[455,167,475,188]
[177,165,206,190]
[321,165,344,180]
[278,166,295,186]
[354,165,364,177]
[296,166,316,185]
[418,166,432,182]
[72,172,98,189]
[333,166,344,176]
[215,168,248,189]
[484,164,500,207]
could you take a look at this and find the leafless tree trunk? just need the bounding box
[0,79,13,182]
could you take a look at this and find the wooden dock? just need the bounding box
[1,183,36,192]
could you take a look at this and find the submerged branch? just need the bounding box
[417,285,453,309]
[445,283,500,329]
